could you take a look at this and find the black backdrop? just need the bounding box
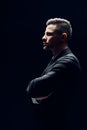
[2,0,87,129]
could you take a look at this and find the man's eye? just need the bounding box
[46,32,54,36]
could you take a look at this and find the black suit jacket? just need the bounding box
[26,48,81,99]
[26,48,81,130]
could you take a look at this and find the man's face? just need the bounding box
[42,24,61,50]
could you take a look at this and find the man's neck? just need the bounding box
[52,45,69,56]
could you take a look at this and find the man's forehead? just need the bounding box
[45,24,57,32]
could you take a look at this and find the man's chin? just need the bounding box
[43,44,50,49]
[43,46,47,50]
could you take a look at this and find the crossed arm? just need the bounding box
[26,64,67,103]
[26,71,58,97]
[26,57,78,103]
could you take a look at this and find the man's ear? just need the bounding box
[61,33,67,39]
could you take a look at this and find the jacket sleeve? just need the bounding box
[26,58,80,98]
[26,71,59,98]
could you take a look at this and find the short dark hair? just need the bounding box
[46,18,72,40]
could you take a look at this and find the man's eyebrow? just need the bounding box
[45,32,55,35]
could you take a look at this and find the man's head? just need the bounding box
[42,18,72,53]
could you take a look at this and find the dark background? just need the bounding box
[1,0,87,129]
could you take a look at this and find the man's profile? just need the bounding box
[26,18,81,130]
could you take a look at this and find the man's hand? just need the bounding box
[35,95,49,100]
[31,92,54,104]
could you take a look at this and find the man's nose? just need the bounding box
[42,35,46,40]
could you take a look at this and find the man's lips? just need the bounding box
[43,42,48,46]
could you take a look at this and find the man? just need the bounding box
[26,18,81,130]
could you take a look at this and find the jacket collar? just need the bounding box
[52,48,72,62]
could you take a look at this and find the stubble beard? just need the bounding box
[43,46,47,50]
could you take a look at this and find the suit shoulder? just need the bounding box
[55,52,81,70]
[57,52,79,63]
